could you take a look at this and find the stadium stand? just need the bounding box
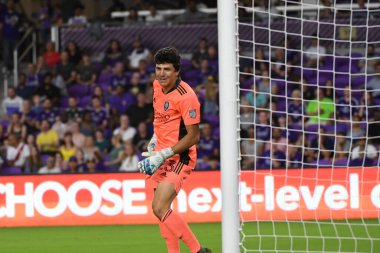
[0,0,379,175]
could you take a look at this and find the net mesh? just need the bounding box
[236,1,380,252]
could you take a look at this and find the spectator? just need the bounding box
[347,117,366,139]
[31,94,43,115]
[265,128,288,153]
[197,122,219,162]
[37,98,59,126]
[207,45,218,72]
[37,0,54,44]
[271,48,286,78]
[191,37,208,69]
[25,63,40,89]
[20,99,38,135]
[43,41,60,67]
[244,84,267,109]
[109,85,134,116]
[51,67,67,96]
[36,55,50,77]
[145,4,164,24]
[304,36,326,67]
[5,133,30,172]
[336,86,359,120]
[126,92,153,127]
[202,76,219,116]
[26,134,40,173]
[82,136,101,162]
[255,110,271,141]
[60,132,76,162]
[367,62,380,98]
[240,100,255,132]
[65,41,82,66]
[107,0,126,23]
[129,71,143,94]
[66,156,79,173]
[2,87,23,117]
[104,135,124,170]
[16,73,34,99]
[287,89,304,125]
[306,88,334,125]
[119,143,139,172]
[85,158,99,173]
[1,0,22,70]
[36,120,59,155]
[68,4,87,26]
[241,126,261,170]
[103,39,124,70]
[38,155,61,174]
[351,138,377,163]
[109,62,128,93]
[52,112,69,140]
[124,7,141,26]
[127,36,150,70]
[132,122,150,153]
[89,97,108,129]
[56,51,75,85]
[36,73,61,105]
[113,114,136,143]
[71,121,85,149]
[359,44,377,74]
[66,96,83,123]
[54,152,65,171]
[335,133,350,158]
[76,53,97,85]
[7,112,27,142]
[80,110,96,137]
[94,129,110,155]
[176,0,208,23]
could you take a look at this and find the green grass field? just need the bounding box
[0,220,379,253]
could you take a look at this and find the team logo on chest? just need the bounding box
[164,101,170,111]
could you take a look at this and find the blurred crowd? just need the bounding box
[0,0,220,174]
[1,0,380,175]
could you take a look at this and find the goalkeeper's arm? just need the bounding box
[138,124,200,175]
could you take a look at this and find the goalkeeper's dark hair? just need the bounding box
[154,47,181,71]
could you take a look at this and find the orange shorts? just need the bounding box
[147,158,195,193]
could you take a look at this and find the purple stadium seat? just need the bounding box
[352,75,366,89]
[317,159,333,167]
[288,125,302,143]
[323,124,335,133]
[78,96,92,108]
[334,158,349,167]
[97,72,113,84]
[203,114,219,128]
[276,98,286,112]
[68,84,89,98]
[335,74,350,88]
[60,97,69,108]
[181,59,192,71]
[1,167,22,175]
[318,71,333,85]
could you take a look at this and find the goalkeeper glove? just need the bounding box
[138,147,174,175]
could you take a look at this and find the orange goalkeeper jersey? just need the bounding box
[153,77,201,165]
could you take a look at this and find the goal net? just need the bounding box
[235,1,380,252]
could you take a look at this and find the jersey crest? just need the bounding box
[164,101,170,111]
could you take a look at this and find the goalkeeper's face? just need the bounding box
[155,63,179,92]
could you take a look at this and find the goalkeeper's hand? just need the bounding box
[138,147,174,175]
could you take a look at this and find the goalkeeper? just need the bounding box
[138,47,211,253]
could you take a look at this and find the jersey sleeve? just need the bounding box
[178,93,201,125]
